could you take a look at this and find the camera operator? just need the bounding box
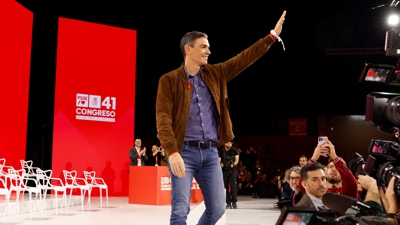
[380,177,400,224]
[219,140,239,209]
[299,138,358,199]
[147,145,166,166]
[357,174,386,217]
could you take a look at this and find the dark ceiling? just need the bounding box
[15,0,400,136]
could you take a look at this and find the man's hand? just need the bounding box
[311,143,329,162]
[386,177,400,213]
[273,10,286,36]
[324,138,338,160]
[169,153,185,178]
[357,174,376,191]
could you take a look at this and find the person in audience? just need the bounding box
[128,138,148,172]
[253,159,264,181]
[147,145,166,166]
[300,137,358,199]
[241,175,254,195]
[296,163,327,209]
[253,172,268,198]
[299,155,307,167]
[280,169,292,200]
[286,166,303,206]
[271,174,282,200]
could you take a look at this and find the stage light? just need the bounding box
[388,14,399,26]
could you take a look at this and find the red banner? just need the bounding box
[289,118,307,136]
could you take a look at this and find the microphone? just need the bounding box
[322,192,373,217]
[322,192,357,215]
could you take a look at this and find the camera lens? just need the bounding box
[385,96,400,125]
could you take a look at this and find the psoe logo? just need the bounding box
[76,93,116,122]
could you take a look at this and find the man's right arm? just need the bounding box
[156,75,178,156]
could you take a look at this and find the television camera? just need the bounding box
[352,28,400,196]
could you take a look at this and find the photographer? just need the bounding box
[147,145,166,166]
[357,174,386,217]
[219,141,239,209]
[380,177,400,224]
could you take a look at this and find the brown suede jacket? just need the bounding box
[156,35,276,155]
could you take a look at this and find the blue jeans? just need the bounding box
[168,145,225,225]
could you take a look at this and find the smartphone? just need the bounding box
[318,136,328,145]
[318,136,328,156]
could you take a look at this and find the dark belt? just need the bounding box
[184,141,217,149]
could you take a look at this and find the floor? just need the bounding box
[0,195,282,225]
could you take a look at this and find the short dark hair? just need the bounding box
[180,31,208,58]
[299,155,307,160]
[300,163,325,181]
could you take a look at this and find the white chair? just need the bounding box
[63,170,90,211]
[83,171,108,208]
[0,158,13,186]
[20,160,39,180]
[0,177,10,222]
[36,168,68,215]
[8,168,43,219]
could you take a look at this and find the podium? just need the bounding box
[129,166,203,205]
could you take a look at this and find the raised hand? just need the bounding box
[273,10,286,36]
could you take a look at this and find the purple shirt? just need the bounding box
[184,67,218,142]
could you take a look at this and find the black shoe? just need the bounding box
[232,203,237,209]
[226,203,232,209]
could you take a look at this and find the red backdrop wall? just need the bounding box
[52,17,136,196]
[0,0,32,169]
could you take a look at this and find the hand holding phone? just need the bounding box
[318,136,328,157]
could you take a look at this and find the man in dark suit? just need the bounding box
[128,139,148,172]
[296,163,327,209]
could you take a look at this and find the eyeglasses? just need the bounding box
[289,177,300,181]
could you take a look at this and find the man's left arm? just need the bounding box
[334,158,358,199]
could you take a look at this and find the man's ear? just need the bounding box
[184,45,191,55]
[301,180,307,189]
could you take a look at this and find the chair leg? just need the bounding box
[105,188,109,207]
[80,189,84,211]
[55,192,58,215]
[99,188,102,208]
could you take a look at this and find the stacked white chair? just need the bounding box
[0,176,10,222]
[8,168,43,219]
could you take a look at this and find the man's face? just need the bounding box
[289,171,300,191]
[302,169,327,199]
[299,157,307,167]
[224,142,232,149]
[186,37,210,66]
[134,139,141,147]
[152,145,158,152]
[326,162,342,184]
